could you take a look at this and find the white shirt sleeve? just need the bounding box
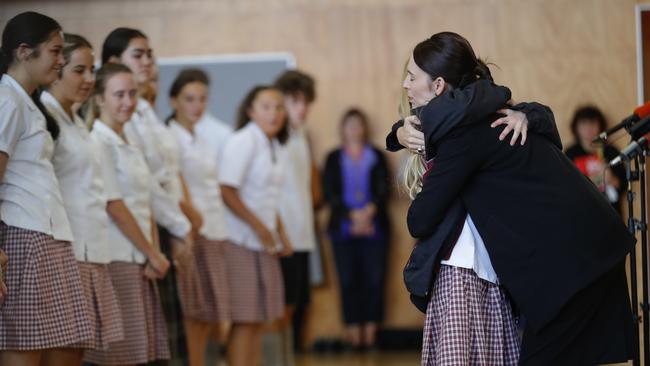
[219,132,255,188]
[0,99,24,156]
[149,177,191,238]
[95,141,122,201]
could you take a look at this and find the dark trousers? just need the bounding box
[280,251,312,351]
[331,235,387,325]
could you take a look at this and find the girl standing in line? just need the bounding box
[166,68,231,366]
[0,12,92,366]
[84,63,171,366]
[219,86,293,366]
[41,33,126,366]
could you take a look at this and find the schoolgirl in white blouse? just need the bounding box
[0,12,91,366]
[41,33,125,366]
[219,85,293,366]
[166,68,231,366]
[83,63,171,365]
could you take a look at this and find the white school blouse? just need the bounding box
[278,126,317,252]
[219,122,286,251]
[168,121,228,241]
[42,91,114,263]
[441,215,499,284]
[0,75,73,241]
[195,112,233,163]
[90,120,153,264]
[123,98,190,238]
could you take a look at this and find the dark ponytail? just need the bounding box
[32,89,60,139]
[1,12,63,139]
[413,32,493,89]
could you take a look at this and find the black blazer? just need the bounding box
[322,146,390,236]
[407,81,635,332]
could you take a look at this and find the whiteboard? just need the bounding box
[155,52,295,126]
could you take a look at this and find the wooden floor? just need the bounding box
[295,351,421,366]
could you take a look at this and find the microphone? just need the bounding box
[609,134,650,167]
[594,101,650,143]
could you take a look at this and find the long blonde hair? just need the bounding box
[399,59,427,200]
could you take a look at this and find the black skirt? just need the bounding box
[520,261,635,365]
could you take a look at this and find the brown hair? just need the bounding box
[235,85,288,144]
[81,63,133,127]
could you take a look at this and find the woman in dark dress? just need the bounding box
[323,108,390,350]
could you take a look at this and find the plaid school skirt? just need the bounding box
[73,262,124,350]
[177,238,230,322]
[223,241,284,322]
[0,222,92,350]
[421,265,520,366]
[84,262,170,365]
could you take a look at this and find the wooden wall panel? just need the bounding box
[0,0,643,345]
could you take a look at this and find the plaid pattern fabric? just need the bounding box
[177,239,230,322]
[73,262,124,350]
[421,265,519,366]
[223,241,284,322]
[0,223,92,350]
[85,262,170,365]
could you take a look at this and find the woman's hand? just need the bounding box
[180,201,203,240]
[146,250,170,279]
[0,249,7,306]
[170,236,193,275]
[254,223,278,255]
[397,116,425,154]
[491,109,529,146]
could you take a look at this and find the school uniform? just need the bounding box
[42,91,124,351]
[85,120,169,365]
[124,98,190,238]
[219,122,286,322]
[0,75,91,350]
[169,120,230,322]
[195,112,233,163]
[124,98,190,360]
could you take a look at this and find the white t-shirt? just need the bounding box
[42,91,114,263]
[278,126,317,252]
[91,120,153,264]
[0,75,73,241]
[168,120,228,241]
[195,112,233,164]
[219,122,286,251]
[441,214,499,284]
[124,98,190,238]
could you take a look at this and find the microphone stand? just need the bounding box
[625,156,641,366]
[622,142,650,366]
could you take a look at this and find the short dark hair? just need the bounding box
[101,27,147,65]
[274,70,316,102]
[570,105,608,141]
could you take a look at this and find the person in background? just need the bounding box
[84,63,171,365]
[219,85,293,366]
[0,12,92,366]
[565,105,627,214]
[323,108,390,351]
[167,68,231,366]
[42,33,125,366]
[274,69,319,357]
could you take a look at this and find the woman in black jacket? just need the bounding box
[398,32,635,366]
[323,108,389,350]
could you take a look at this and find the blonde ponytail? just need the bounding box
[397,58,427,200]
